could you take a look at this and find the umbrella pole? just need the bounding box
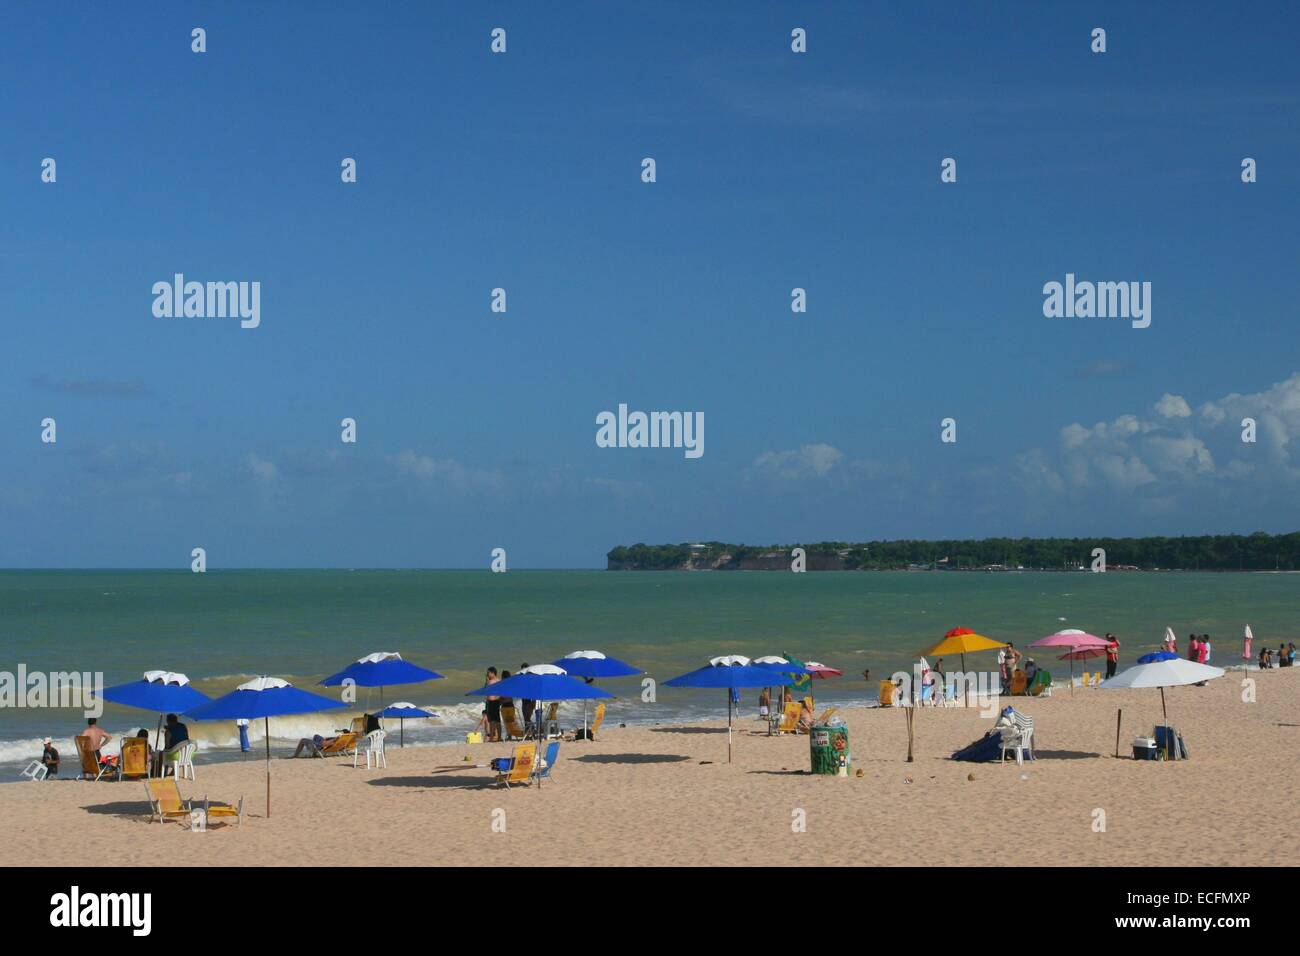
[152,714,164,778]
[1070,656,1075,698]
[1160,687,1169,760]
[727,692,733,764]
[265,716,272,818]
[400,717,404,748]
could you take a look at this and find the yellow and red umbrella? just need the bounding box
[920,627,1008,671]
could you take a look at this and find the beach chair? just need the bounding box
[354,730,387,769]
[878,680,895,707]
[20,761,48,781]
[501,704,528,741]
[813,707,838,725]
[1028,671,1053,697]
[998,710,1035,765]
[75,735,117,781]
[491,743,537,788]
[1009,669,1028,695]
[536,741,560,783]
[319,732,362,757]
[544,703,561,739]
[162,740,197,780]
[119,737,150,781]
[347,717,366,735]
[589,702,606,738]
[774,701,801,734]
[145,778,243,828]
[1090,672,1102,688]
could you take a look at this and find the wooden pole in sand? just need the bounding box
[905,705,914,762]
[1114,708,1122,758]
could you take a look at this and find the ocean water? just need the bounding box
[1,569,1294,772]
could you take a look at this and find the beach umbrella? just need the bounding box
[1242,625,1254,670]
[803,661,843,679]
[1032,629,1110,696]
[372,702,437,748]
[99,671,211,775]
[1101,656,1224,760]
[320,651,444,708]
[552,650,641,739]
[186,676,345,817]
[467,665,612,786]
[922,627,1007,672]
[664,655,800,762]
[1163,627,1178,655]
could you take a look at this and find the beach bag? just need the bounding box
[465,732,483,744]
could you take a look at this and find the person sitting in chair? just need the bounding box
[292,733,340,757]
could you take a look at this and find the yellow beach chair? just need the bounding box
[813,707,838,725]
[75,735,117,781]
[119,737,150,781]
[775,701,801,734]
[1009,669,1028,695]
[145,778,243,827]
[319,732,361,757]
[589,702,606,738]
[878,680,896,707]
[494,743,537,788]
[501,704,528,740]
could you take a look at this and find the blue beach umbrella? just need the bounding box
[665,655,800,762]
[468,665,612,779]
[99,670,211,773]
[187,676,345,817]
[320,651,444,708]
[372,701,438,748]
[552,650,642,739]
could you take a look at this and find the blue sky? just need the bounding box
[3,2,1299,568]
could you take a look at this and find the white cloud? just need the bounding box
[1155,393,1192,418]
[749,443,844,479]
[391,450,505,494]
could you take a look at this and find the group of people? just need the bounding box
[756,685,816,731]
[1259,642,1296,669]
[38,714,190,778]
[472,665,542,742]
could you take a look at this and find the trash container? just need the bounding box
[809,725,850,776]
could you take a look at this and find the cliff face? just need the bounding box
[607,551,849,571]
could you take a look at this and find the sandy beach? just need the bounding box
[4,669,1296,867]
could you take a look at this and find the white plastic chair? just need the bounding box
[21,761,48,781]
[355,730,386,769]
[165,741,197,781]
[999,712,1035,765]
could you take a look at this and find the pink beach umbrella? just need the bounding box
[1242,625,1254,670]
[1031,629,1110,695]
[803,661,844,679]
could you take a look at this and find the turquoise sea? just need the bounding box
[2,569,1295,771]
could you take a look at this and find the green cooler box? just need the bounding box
[809,725,850,776]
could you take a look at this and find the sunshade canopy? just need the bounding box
[101,670,210,712]
[665,655,800,690]
[1102,658,1224,689]
[1031,629,1109,648]
[187,676,346,720]
[320,651,444,688]
[551,651,641,679]
[921,627,1007,657]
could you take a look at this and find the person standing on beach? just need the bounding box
[1200,635,1211,664]
[1187,635,1200,662]
[998,646,1009,693]
[1104,633,1120,680]
[484,667,502,742]
[41,738,59,777]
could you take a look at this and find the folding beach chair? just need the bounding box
[145,778,243,827]
[877,680,896,707]
[119,737,150,781]
[501,705,528,741]
[774,701,801,734]
[543,703,561,739]
[319,732,362,757]
[75,735,117,781]
[536,741,560,783]
[491,743,537,788]
[20,761,48,781]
